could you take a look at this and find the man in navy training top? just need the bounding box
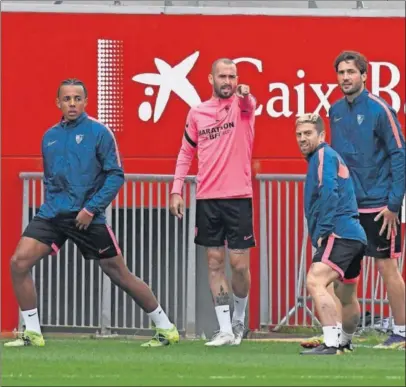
[4,79,179,348]
[330,51,405,349]
[296,113,367,355]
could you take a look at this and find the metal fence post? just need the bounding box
[355,1,367,9]
[259,180,269,327]
[185,181,197,338]
[101,203,113,336]
[18,179,31,332]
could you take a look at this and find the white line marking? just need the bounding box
[3,374,403,381]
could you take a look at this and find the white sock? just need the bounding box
[232,294,248,323]
[336,322,342,342]
[393,325,406,338]
[340,330,354,345]
[215,305,233,334]
[147,305,173,330]
[21,308,42,335]
[322,326,339,348]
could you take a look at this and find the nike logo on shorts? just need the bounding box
[376,246,390,252]
[244,235,253,240]
[99,246,111,254]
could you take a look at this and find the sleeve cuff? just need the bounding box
[240,94,256,111]
[83,208,95,217]
[387,203,400,213]
[319,230,334,240]
[171,180,184,196]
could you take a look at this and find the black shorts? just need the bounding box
[313,236,366,283]
[195,198,255,249]
[359,211,402,259]
[22,213,121,260]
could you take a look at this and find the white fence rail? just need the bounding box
[19,172,405,335]
[20,172,197,336]
[257,174,405,332]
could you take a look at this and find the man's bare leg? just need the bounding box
[229,249,250,344]
[330,282,343,331]
[206,247,232,330]
[202,247,234,346]
[10,237,52,334]
[98,255,174,328]
[376,258,406,336]
[369,258,406,348]
[229,249,250,323]
[334,281,360,348]
[301,282,340,349]
[98,254,179,347]
[4,237,51,346]
[305,263,340,349]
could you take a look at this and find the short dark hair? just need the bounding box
[295,113,325,135]
[334,51,368,74]
[57,78,88,98]
[211,58,236,75]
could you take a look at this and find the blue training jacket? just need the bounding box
[37,113,124,224]
[305,143,367,248]
[329,89,405,213]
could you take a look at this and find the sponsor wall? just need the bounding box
[1,9,405,331]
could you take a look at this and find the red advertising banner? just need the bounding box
[1,10,405,332]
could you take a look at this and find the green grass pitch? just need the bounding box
[2,338,405,386]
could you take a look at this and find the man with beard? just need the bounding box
[296,113,366,355]
[170,59,256,346]
[329,51,405,349]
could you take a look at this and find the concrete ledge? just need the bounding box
[2,3,404,17]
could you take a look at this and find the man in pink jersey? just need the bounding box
[170,59,256,346]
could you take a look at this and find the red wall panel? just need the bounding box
[1,11,404,332]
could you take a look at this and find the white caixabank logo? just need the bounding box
[132,53,264,122]
[132,51,201,123]
[97,39,404,130]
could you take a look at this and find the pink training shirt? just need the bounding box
[172,93,256,199]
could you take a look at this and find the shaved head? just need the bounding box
[211,58,236,75]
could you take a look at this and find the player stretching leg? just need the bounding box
[295,113,366,355]
[5,79,178,348]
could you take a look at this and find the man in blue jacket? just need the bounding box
[5,79,179,348]
[330,51,405,349]
[296,113,367,355]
